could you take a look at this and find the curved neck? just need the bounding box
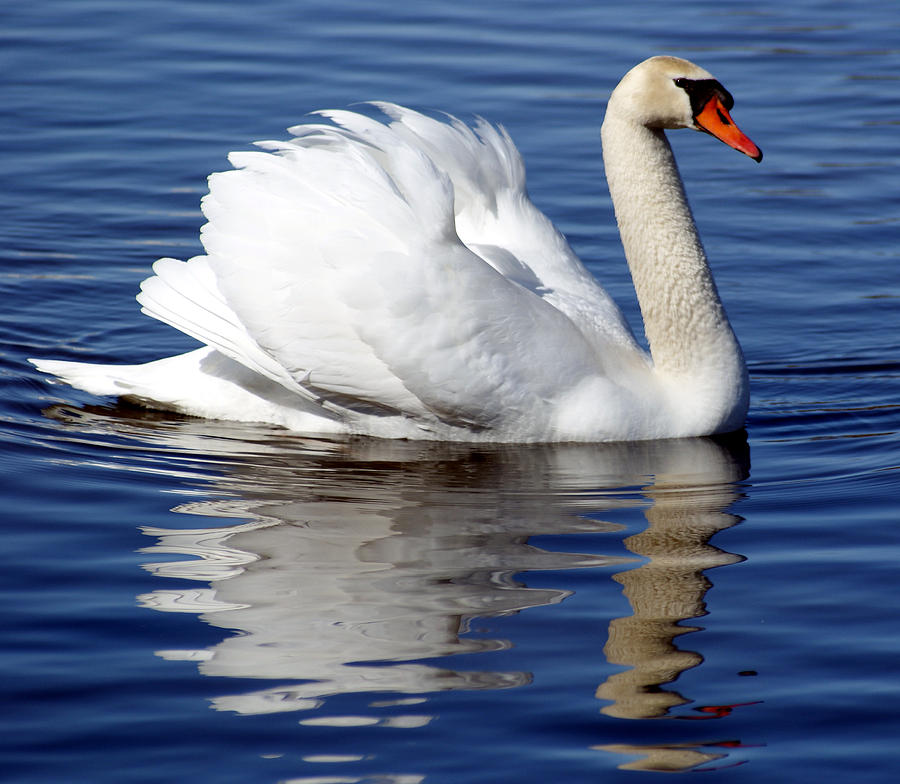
[600,114,744,383]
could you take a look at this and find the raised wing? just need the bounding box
[316,104,641,355]
[139,106,638,432]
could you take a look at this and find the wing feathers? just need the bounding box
[137,257,311,397]
[98,104,637,433]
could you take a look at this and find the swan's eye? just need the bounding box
[674,78,689,89]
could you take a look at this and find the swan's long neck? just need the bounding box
[601,113,747,410]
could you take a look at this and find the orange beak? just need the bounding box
[695,95,762,162]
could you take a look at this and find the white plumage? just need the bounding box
[31,57,761,442]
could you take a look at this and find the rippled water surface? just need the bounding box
[3,1,899,782]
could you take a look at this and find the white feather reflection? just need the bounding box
[135,451,634,713]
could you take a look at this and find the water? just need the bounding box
[3,0,899,781]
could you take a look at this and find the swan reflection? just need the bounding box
[35,400,754,770]
[128,426,749,737]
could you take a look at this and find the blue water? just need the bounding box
[3,0,899,781]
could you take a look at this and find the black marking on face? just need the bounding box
[673,77,735,118]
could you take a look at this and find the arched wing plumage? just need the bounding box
[137,105,642,432]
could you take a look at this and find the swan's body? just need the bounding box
[31,56,761,443]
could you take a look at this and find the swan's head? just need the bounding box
[609,55,762,161]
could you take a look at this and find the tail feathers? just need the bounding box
[30,256,324,409]
[29,357,143,398]
[29,348,349,431]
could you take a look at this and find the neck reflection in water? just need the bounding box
[115,414,750,770]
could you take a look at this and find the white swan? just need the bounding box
[31,56,761,443]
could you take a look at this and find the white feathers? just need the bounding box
[137,257,305,397]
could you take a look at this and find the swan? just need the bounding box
[31,56,762,443]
